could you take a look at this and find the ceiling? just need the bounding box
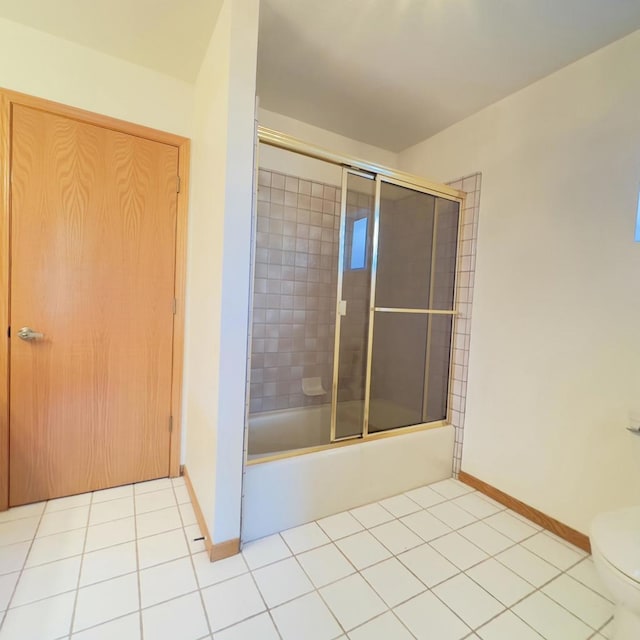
[0,0,223,82]
[1,1,639,151]
[257,0,640,151]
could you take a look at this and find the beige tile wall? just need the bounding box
[249,169,340,413]
[447,173,482,475]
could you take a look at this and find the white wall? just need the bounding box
[258,108,399,184]
[0,17,193,136]
[0,10,260,547]
[183,0,259,545]
[399,30,640,534]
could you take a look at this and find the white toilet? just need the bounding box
[591,506,640,639]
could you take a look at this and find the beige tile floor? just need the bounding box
[0,476,614,639]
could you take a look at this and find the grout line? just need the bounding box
[0,505,58,524]
[67,491,93,638]
[0,503,48,632]
[132,479,144,639]
[1,486,211,637]
[0,479,611,640]
[0,500,186,550]
[170,479,215,640]
[64,610,142,638]
[0,478,175,528]
[279,532,351,638]
[277,506,455,638]
[12,520,189,568]
[244,484,606,638]
[242,561,284,639]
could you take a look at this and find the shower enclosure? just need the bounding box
[247,136,462,461]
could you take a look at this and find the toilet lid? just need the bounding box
[591,506,640,583]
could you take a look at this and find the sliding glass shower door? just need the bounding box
[368,180,459,432]
[331,171,460,441]
[331,171,376,440]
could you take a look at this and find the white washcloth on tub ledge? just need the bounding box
[302,377,326,396]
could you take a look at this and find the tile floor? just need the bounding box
[0,476,614,639]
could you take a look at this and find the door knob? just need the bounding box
[17,327,44,341]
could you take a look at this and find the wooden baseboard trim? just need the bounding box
[182,467,240,562]
[211,538,241,561]
[182,467,214,560]
[458,471,591,553]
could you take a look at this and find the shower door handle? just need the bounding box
[338,300,347,316]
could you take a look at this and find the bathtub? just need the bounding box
[247,400,426,459]
[242,419,455,542]
[247,404,331,458]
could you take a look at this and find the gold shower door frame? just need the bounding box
[248,127,465,465]
[330,170,461,444]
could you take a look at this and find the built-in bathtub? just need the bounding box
[242,414,455,542]
[247,405,330,459]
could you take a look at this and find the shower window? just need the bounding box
[349,217,368,270]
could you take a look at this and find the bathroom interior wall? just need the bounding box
[399,29,640,533]
[182,0,232,545]
[258,107,399,175]
[183,0,259,545]
[0,17,193,137]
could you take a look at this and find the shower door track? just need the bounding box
[257,126,462,200]
[245,419,449,466]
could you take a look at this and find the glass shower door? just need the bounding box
[367,178,460,433]
[330,170,376,440]
[331,172,460,440]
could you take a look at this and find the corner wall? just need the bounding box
[399,30,640,533]
[183,0,259,545]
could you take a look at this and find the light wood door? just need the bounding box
[9,105,179,506]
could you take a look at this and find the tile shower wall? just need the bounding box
[249,170,341,413]
[447,173,482,476]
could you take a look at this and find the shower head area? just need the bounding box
[246,132,463,463]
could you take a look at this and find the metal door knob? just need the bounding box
[18,327,44,341]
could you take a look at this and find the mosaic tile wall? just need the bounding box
[447,173,482,476]
[249,170,340,413]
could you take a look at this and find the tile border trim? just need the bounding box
[458,471,591,553]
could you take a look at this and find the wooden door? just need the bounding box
[9,105,179,506]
